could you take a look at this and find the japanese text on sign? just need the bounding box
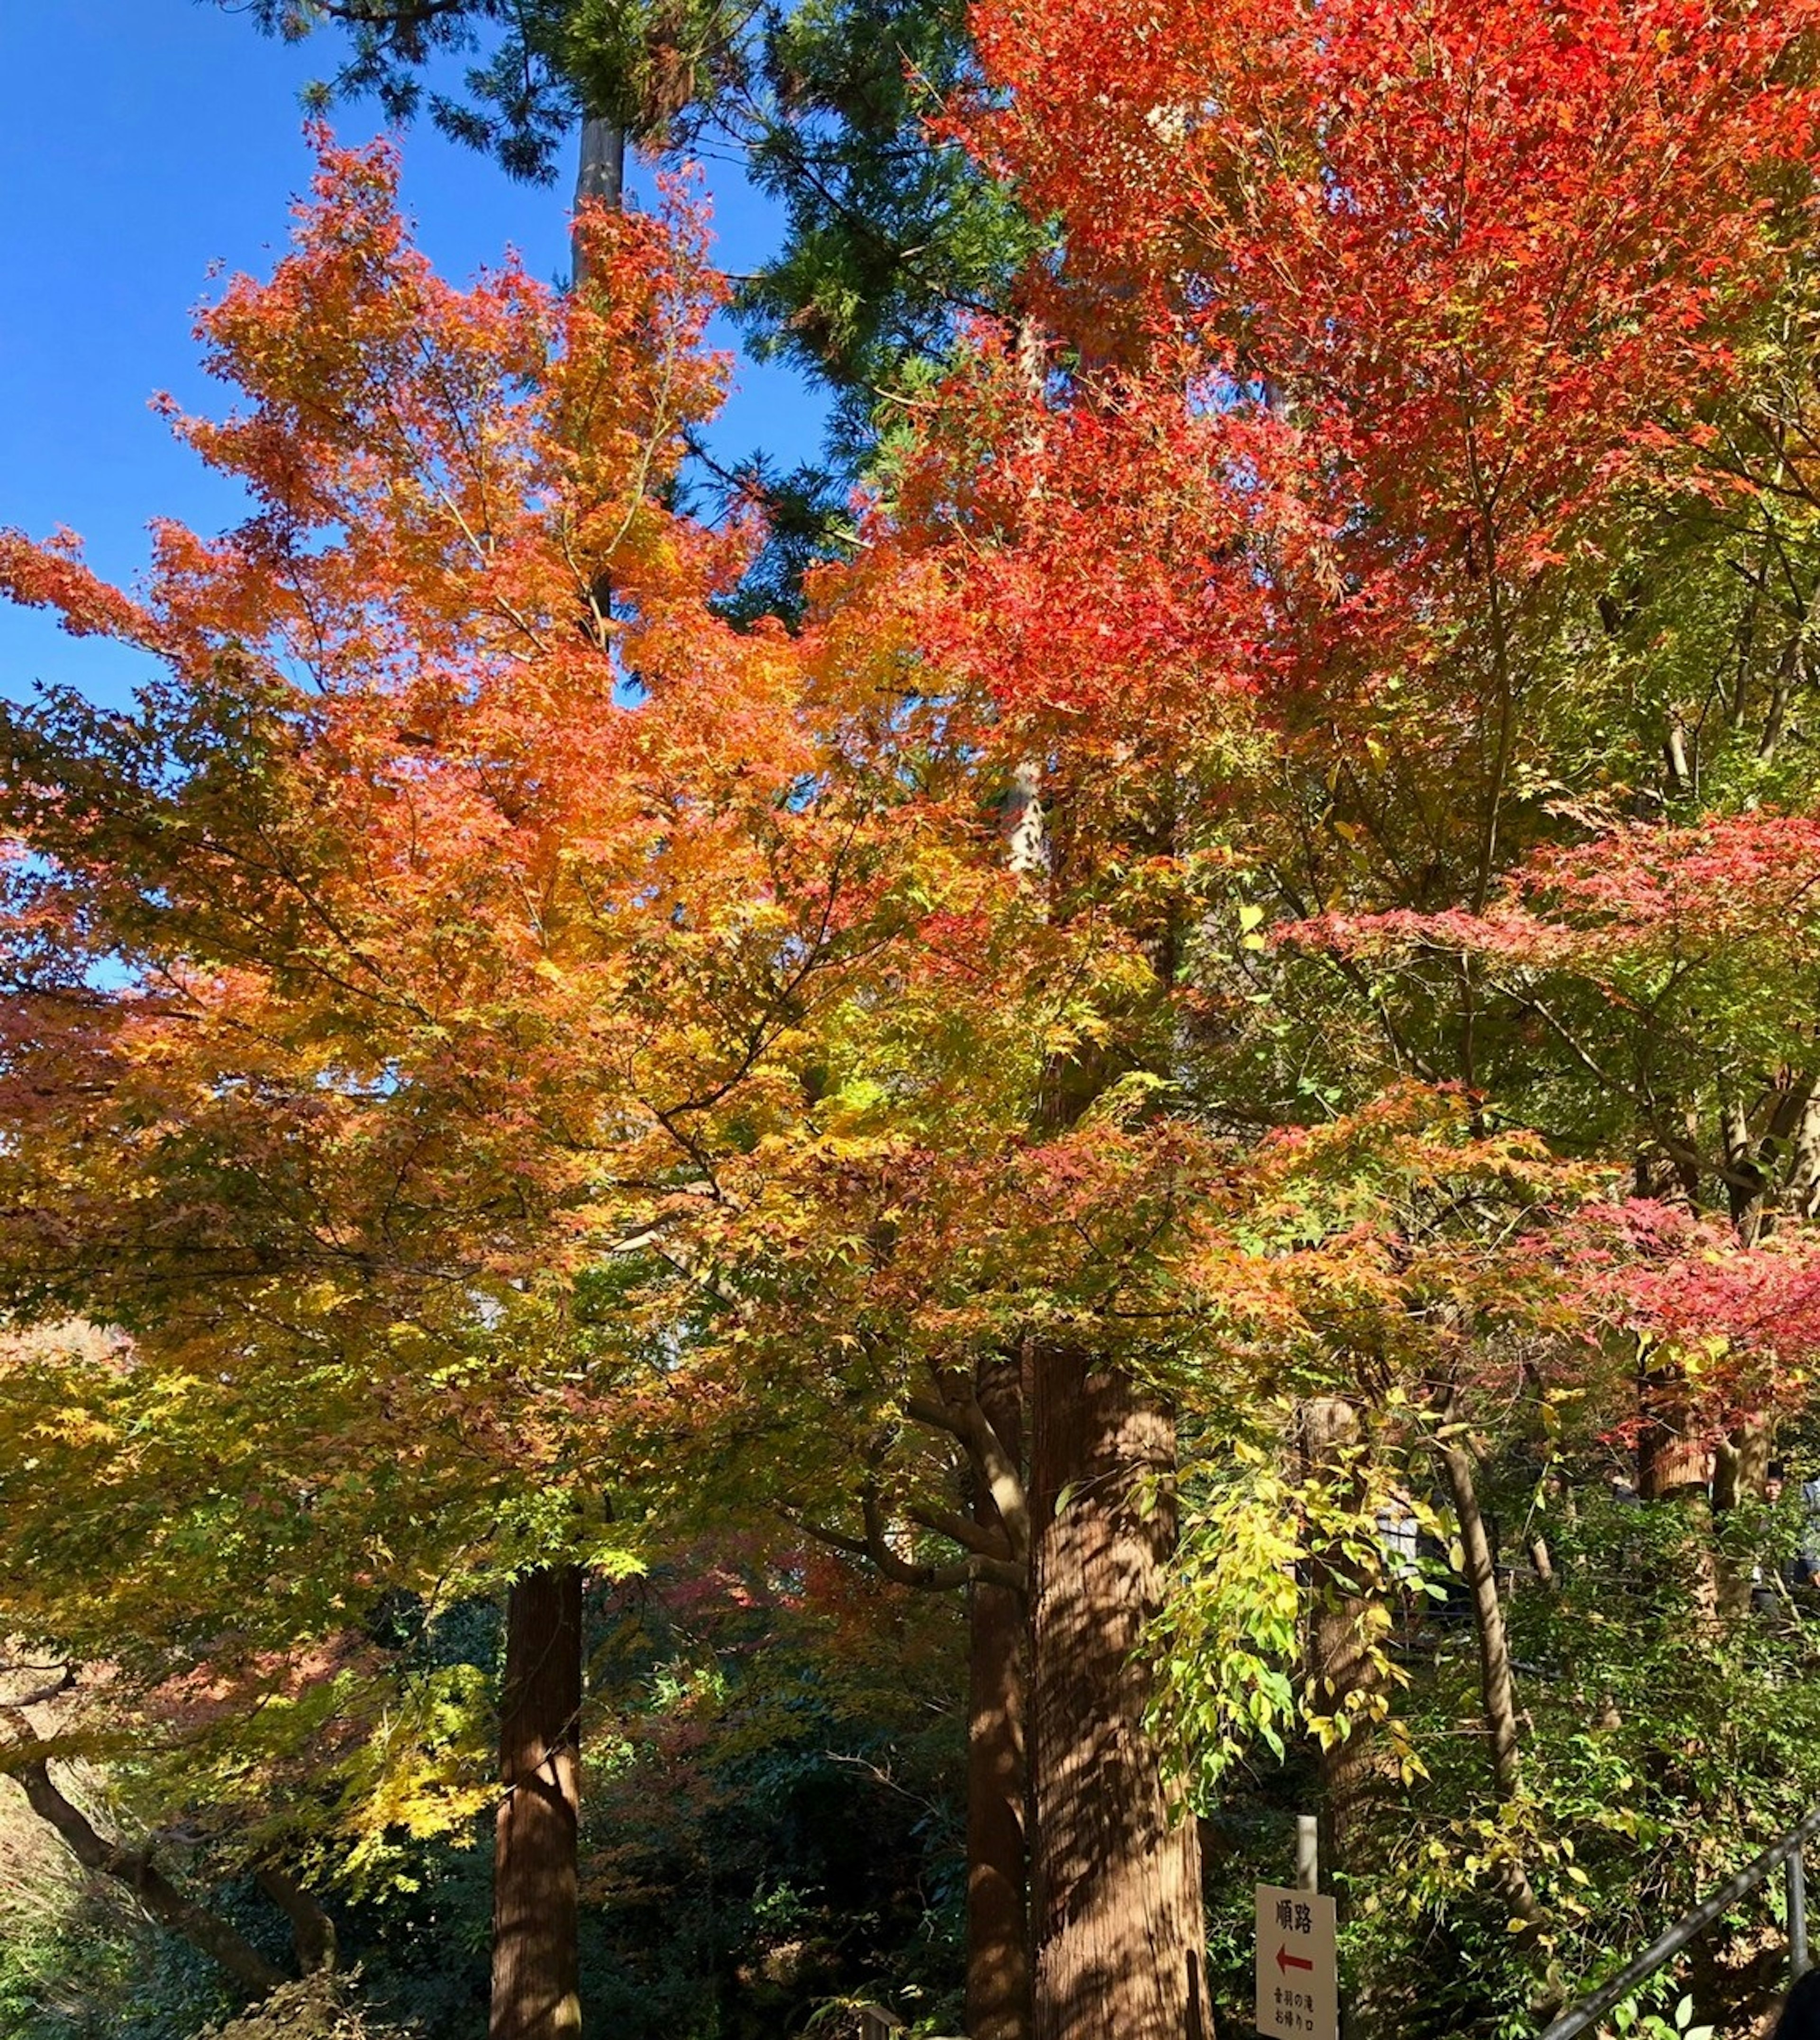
[1254,1882,1338,2040]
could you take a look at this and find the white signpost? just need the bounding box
[1255,1882,1338,2040]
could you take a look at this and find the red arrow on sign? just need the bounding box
[1276,1946,1314,1975]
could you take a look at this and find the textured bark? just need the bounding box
[1635,1351,1712,1504]
[573,116,626,272]
[1636,1426,1712,1501]
[1635,1406,1712,1503]
[1712,1413,1773,1621]
[1,1720,286,2000]
[1028,1348,1209,2040]
[1434,1422,1544,1928]
[1300,1397,1383,1875]
[491,1564,584,2040]
[968,1356,1032,2040]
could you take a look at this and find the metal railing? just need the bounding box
[1538,1805,1820,2040]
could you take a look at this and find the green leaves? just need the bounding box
[1147,1454,1309,1788]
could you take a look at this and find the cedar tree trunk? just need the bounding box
[968,1352,1033,2040]
[1028,1348,1209,2040]
[491,1564,584,2040]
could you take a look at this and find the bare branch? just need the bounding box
[911,1372,1032,1564]
[905,1501,1014,1562]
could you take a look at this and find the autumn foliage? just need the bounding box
[8,0,1820,2033]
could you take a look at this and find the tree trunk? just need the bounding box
[573,116,626,268]
[1635,1362,1720,1633]
[1635,1359,1712,1505]
[1781,1080,1820,1219]
[487,112,628,2040]
[1433,1421,1543,1926]
[1300,1396,1383,1877]
[255,1865,337,1975]
[1723,1097,1770,1246]
[1712,1413,1773,1621]
[1028,1348,1209,2040]
[1436,1434,1520,1802]
[491,1564,584,2040]
[968,1353,1033,2040]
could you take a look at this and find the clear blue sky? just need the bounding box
[0,3,826,709]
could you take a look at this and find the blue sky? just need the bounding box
[0,3,827,709]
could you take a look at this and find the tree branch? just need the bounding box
[909,1375,1032,1564]
[783,1500,1025,1594]
[0,1710,287,1999]
[255,1865,338,1976]
[905,1500,1014,1562]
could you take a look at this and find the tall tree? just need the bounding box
[0,134,961,2029]
[214,13,1045,2009]
[19,10,1820,2039]
[898,0,1820,2021]
[225,0,1033,462]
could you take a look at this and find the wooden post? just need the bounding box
[1296,1814,1320,1894]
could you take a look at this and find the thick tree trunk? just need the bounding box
[1300,1397,1383,1876]
[1028,1348,1209,2040]
[968,1354,1033,2040]
[969,1571,1031,2040]
[491,1564,584,2040]
[1635,1363,1712,1505]
[573,116,626,270]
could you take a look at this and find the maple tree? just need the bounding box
[873,0,1820,2028]
[220,52,1045,2019]
[14,2,1820,2037]
[201,16,1055,2010]
[0,132,1000,2034]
